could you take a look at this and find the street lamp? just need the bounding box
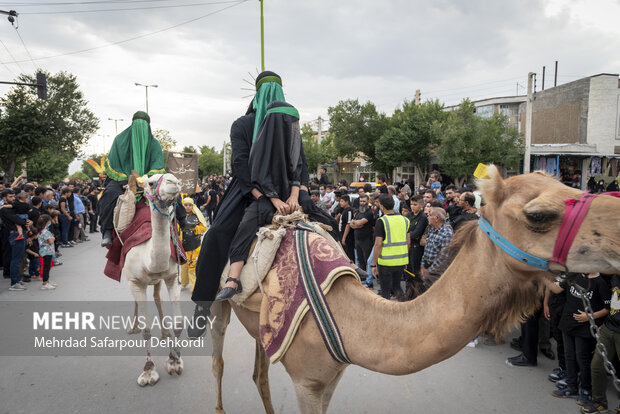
[108,117,124,136]
[134,82,158,113]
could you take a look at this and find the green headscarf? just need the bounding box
[252,73,285,142]
[104,111,165,181]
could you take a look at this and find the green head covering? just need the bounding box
[252,71,285,142]
[104,111,165,181]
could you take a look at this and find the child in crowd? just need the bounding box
[551,273,610,406]
[37,214,57,290]
[427,171,445,202]
[25,231,40,281]
[10,192,32,241]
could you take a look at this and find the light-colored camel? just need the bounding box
[210,166,620,413]
[122,173,185,386]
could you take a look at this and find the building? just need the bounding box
[523,73,620,189]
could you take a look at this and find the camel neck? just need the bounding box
[147,202,172,273]
[334,226,531,375]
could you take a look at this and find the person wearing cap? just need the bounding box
[98,111,166,247]
[179,198,207,292]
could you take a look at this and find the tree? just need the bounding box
[327,99,389,172]
[153,129,176,151]
[152,128,176,170]
[27,148,75,183]
[433,100,524,186]
[375,99,446,177]
[198,145,223,177]
[301,124,337,174]
[0,70,99,183]
[182,146,197,154]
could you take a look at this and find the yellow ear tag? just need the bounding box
[473,163,489,179]
[136,177,144,184]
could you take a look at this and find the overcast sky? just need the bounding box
[0,0,618,171]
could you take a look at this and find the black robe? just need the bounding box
[249,101,303,202]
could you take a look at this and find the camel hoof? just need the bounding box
[215,408,226,414]
[165,357,183,375]
[127,326,141,335]
[137,368,159,386]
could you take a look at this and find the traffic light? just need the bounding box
[36,72,47,100]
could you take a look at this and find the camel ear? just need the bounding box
[476,164,506,205]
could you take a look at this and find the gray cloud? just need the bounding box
[0,0,616,169]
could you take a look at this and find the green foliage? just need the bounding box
[327,99,389,173]
[198,145,223,177]
[153,129,176,151]
[301,124,337,173]
[0,70,99,182]
[433,99,524,183]
[27,148,75,183]
[69,171,90,181]
[182,146,197,153]
[375,99,446,173]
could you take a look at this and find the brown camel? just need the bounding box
[210,166,620,413]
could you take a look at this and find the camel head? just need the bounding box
[142,173,182,207]
[477,165,620,275]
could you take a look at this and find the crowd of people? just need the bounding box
[0,176,100,291]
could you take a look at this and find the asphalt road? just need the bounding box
[1,238,618,414]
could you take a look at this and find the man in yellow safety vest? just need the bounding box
[371,194,410,300]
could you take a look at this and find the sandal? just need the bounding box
[215,277,243,301]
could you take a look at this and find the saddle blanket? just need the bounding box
[259,227,358,363]
[104,198,186,282]
[220,211,343,307]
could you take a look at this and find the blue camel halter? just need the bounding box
[478,191,620,272]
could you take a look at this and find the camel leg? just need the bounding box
[163,277,184,376]
[210,300,231,414]
[153,281,171,340]
[252,339,275,414]
[131,280,159,386]
[127,301,141,334]
[321,369,345,414]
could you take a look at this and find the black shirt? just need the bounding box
[559,276,610,338]
[409,211,428,246]
[207,190,218,208]
[87,194,98,211]
[452,211,478,230]
[353,208,374,240]
[338,206,354,244]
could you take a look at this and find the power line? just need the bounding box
[0,0,250,65]
[20,0,243,14]
[0,38,25,72]
[0,0,182,6]
[14,27,38,70]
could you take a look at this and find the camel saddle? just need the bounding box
[220,211,344,313]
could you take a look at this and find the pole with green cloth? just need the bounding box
[260,0,265,71]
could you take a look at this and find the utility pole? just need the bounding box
[134,82,158,113]
[523,72,535,174]
[414,89,421,105]
[260,0,265,71]
[222,141,226,176]
[108,117,124,136]
[317,116,323,144]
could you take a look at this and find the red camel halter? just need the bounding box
[479,191,620,271]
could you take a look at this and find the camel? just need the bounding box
[208,166,620,414]
[122,173,185,386]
